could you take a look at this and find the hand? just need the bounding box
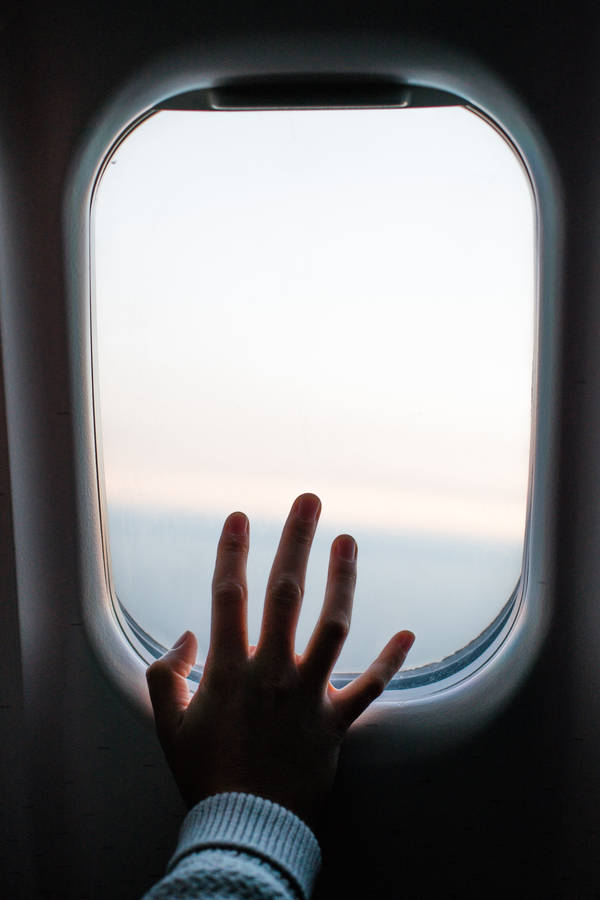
[146,493,415,830]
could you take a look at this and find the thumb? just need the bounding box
[146,631,198,741]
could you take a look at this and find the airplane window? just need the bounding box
[92,101,534,684]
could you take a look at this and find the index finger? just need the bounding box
[208,511,249,665]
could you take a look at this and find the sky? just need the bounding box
[92,105,535,668]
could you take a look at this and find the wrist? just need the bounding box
[169,792,322,900]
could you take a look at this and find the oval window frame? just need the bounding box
[65,36,562,762]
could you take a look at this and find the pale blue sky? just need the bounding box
[93,105,534,667]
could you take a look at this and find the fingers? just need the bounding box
[256,493,321,663]
[332,631,415,729]
[300,534,357,688]
[208,512,249,664]
[146,631,198,743]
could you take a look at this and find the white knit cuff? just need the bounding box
[168,792,322,900]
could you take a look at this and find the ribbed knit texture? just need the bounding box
[142,793,321,900]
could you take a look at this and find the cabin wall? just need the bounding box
[1,3,599,897]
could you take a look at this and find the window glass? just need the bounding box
[93,105,534,674]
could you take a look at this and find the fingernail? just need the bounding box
[398,632,415,656]
[172,631,191,649]
[296,493,321,522]
[227,512,248,536]
[337,534,357,561]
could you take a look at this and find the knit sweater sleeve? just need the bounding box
[141,793,322,900]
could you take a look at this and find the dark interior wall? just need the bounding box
[1,2,599,897]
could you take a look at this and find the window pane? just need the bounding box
[93,105,534,673]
